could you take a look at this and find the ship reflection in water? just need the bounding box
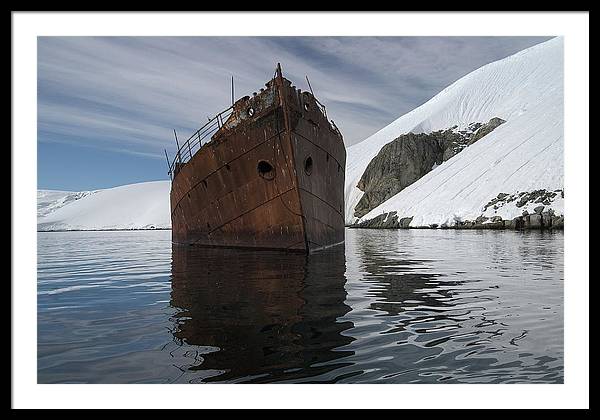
[37,229,563,384]
[169,245,355,383]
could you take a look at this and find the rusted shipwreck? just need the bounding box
[167,64,346,253]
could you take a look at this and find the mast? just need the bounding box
[305,75,315,96]
[173,129,181,163]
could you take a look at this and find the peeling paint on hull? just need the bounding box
[170,67,346,253]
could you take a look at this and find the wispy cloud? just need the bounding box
[38,36,551,161]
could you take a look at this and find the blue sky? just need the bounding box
[38,36,552,191]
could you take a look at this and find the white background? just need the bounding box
[12,12,589,409]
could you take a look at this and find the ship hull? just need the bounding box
[170,73,345,253]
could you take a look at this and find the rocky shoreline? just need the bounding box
[350,209,564,230]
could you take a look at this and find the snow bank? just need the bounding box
[346,37,563,225]
[37,181,171,231]
[37,190,95,217]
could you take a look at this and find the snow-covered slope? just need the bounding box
[346,37,563,225]
[37,181,171,231]
[37,190,96,217]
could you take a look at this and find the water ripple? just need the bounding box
[38,228,563,383]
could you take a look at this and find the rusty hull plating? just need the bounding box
[169,65,346,253]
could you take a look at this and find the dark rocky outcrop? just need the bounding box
[353,132,449,218]
[482,189,563,213]
[351,211,563,230]
[352,211,402,229]
[354,117,506,218]
[352,188,563,231]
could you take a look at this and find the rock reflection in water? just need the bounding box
[170,245,355,383]
[354,231,464,317]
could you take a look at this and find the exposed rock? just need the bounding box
[475,215,489,224]
[354,132,449,218]
[527,214,543,229]
[352,212,400,229]
[516,193,529,208]
[351,212,418,229]
[351,213,386,229]
[541,212,553,228]
[442,121,484,160]
[399,217,413,228]
[354,117,507,218]
[467,117,506,145]
[454,220,474,229]
[483,192,511,212]
[486,220,505,229]
[551,215,564,229]
[532,214,545,229]
[380,212,401,229]
[534,205,545,214]
[483,189,563,214]
[505,216,527,230]
[477,220,504,229]
[353,211,563,231]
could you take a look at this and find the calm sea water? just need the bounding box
[38,228,563,383]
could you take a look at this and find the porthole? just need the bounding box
[304,156,313,175]
[247,107,255,117]
[257,160,275,180]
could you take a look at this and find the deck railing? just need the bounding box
[166,68,338,179]
[168,105,234,179]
